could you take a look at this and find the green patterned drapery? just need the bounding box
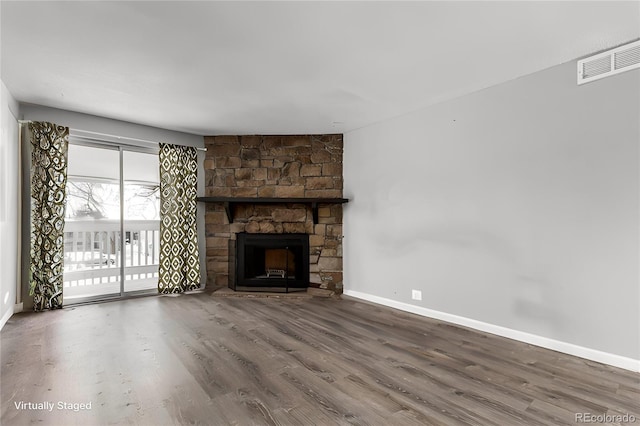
[29,121,69,311]
[158,143,201,293]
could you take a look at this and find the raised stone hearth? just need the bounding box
[203,135,344,293]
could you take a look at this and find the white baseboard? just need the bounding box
[0,305,15,332]
[343,290,640,373]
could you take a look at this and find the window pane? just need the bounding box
[67,144,119,181]
[123,151,160,293]
[63,145,121,301]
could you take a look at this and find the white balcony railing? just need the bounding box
[63,219,160,299]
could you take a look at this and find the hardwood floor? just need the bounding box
[1,292,638,425]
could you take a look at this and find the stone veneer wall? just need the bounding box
[203,135,344,293]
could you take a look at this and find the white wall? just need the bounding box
[343,60,639,369]
[21,104,203,149]
[0,80,20,329]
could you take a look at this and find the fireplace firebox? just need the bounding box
[233,233,309,292]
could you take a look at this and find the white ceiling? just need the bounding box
[1,1,639,136]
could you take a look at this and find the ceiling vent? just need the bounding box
[577,39,640,85]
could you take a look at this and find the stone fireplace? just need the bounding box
[201,135,345,294]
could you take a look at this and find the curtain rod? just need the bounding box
[18,120,207,151]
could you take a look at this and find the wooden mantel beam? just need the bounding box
[196,197,349,224]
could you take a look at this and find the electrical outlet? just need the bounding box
[411,290,422,301]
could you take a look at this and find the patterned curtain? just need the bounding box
[158,143,201,293]
[29,122,69,311]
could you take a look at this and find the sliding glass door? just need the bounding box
[62,143,159,303]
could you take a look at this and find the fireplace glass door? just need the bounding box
[235,233,309,292]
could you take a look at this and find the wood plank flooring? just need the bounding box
[1,292,638,425]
